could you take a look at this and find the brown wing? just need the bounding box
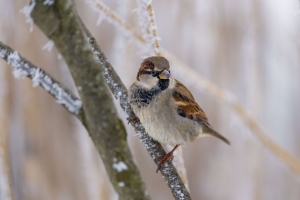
[173,80,230,145]
[173,80,208,124]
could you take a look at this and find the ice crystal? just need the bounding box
[43,0,54,5]
[20,1,36,32]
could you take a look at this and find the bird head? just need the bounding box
[136,56,171,90]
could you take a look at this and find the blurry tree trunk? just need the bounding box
[31,1,150,199]
[30,0,192,199]
[0,67,13,200]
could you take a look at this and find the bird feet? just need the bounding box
[155,144,180,173]
[127,116,139,124]
[155,151,175,173]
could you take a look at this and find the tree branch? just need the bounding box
[30,1,150,199]
[135,0,161,56]
[0,41,82,116]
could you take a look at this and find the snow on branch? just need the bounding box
[0,41,82,115]
[85,0,300,177]
[78,18,191,200]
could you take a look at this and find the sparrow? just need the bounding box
[128,56,230,172]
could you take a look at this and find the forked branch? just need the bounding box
[0,41,82,116]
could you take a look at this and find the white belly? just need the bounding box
[132,90,201,146]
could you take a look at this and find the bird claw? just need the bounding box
[155,153,174,173]
[127,116,139,124]
[155,145,179,173]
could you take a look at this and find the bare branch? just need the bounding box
[85,0,300,176]
[0,41,82,115]
[85,0,145,43]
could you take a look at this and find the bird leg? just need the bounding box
[156,144,180,173]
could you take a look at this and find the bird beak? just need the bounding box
[158,70,170,80]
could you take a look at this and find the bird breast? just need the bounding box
[132,89,202,146]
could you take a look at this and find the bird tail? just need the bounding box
[203,125,230,145]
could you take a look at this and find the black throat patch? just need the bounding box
[158,79,169,91]
[132,79,170,106]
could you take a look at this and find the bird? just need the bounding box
[128,56,230,172]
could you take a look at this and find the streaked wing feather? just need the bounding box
[173,80,208,123]
[173,80,230,145]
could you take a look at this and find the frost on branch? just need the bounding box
[88,37,131,117]
[20,1,36,32]
[135,0,161,56]
[0,49,7,59]
[0,45,82,115]
[7,51,28,79]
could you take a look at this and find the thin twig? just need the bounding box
[0,41,83,115]
[85,0,300,176]
[135,0,161,56]
[171,146,189,191]
[145,3,161,55]
[85,0,145,43]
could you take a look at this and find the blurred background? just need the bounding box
[1,0,300,199]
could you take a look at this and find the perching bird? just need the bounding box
[128,56,230,172]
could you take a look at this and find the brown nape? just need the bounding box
[136,60,154,81]
[143,56,170,71]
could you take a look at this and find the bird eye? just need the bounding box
[151,71,160,77]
